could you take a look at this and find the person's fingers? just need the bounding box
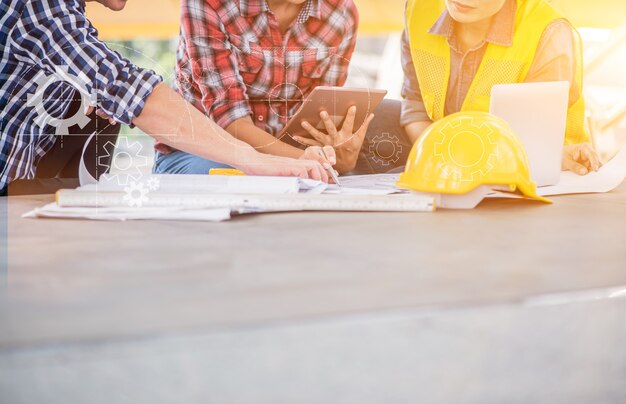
[93,109,117,125]
[294,165,309,179]
[354,113,375,141]
[95,109,117,125]
[581,143,601,171]
[562,154,589,175]
[301,121,331,145]
[95,109,108,119]
[302,146,332,170]
[341,106,357,135]
[360,113,375,132]
[322,145,337,165]
[292,136,322,147]
[84,105,95,116]
[305,161,327,182]
[319,163,329,183]
[320,110,338,136]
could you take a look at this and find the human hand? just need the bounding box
[236,150,330,182]
[295,106,374,173]
[562,142,601,175]
[85,105,117,126]
[300,145,339,184]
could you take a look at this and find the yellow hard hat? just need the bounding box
[397,111,551,203]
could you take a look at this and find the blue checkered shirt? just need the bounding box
[0,0,163,193]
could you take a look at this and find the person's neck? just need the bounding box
[455,16,493,53]
[266,0,305,34]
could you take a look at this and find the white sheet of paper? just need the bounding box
[23,204,232,222]
[536,145,626,196]
[323,185,397,195]
[94,174,304,195]
[335,174,407,193]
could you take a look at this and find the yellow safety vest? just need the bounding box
[405,0,589,144]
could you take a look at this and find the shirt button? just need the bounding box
[257,115,264,122]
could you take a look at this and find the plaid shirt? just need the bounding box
[0,0,162,193]
[156,0,358,154]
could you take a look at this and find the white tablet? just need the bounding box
[277,86,387,143]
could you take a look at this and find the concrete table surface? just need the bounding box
[1,184,625,404]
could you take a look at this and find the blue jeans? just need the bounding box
[153,99,412,175]
[153,151,232,174]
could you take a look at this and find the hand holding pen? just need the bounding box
[300,146,340,185]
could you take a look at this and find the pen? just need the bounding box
[317,149,341,186]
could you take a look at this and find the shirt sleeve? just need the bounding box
[177,0,252,129]
[400,29,431,127]
[319,3,359,87]
[10,0,163,126]
[525,19,582,108]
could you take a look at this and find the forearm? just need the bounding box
[133,83,260,168]
[226,117,304,159]
[403,120,432,144]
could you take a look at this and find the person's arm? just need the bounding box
[403,121,432,145]
[134,84,331,180]
[526,20,600,174]
[225,117,303,159]
[399,29,432,144]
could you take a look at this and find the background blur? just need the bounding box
[85,0,626,172]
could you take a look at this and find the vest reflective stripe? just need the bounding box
[406,0,589,144]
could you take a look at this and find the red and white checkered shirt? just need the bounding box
[156,0,358,154]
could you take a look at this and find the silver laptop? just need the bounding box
[490,81,570,187]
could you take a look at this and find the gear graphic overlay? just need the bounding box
[26,66,92,136]
[434,116,499,182]
[146,177,161,191]
[98,138,149,186]
[124,181,150,208]
[368,133,403,166]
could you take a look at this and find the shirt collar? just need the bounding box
[240,0,321,22]
[428,0,516,48]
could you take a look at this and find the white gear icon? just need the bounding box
[123,181,149,207]
[433,116,499,182]
[26,66,92,136]
[98,138,149,186]
[146,177,160,191]
[369,133,403,166]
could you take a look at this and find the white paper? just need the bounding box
[323,185,397,195]
[95,174,305,195]
[334,174,408,194]
[536,145,626,196]
[298,178,328,194]
[23,204,232,222]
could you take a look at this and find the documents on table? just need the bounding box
[95,174,306,194]
[94,174,401,196]
[23,173,435,221]
[23,145,625,221]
